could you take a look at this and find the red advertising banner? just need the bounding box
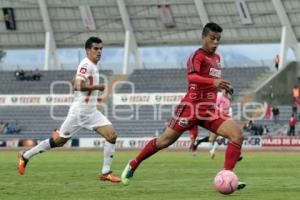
[262,136,300,147]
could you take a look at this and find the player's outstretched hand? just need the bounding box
[96,84,105,91]
[213,79,233,95]
[227,85,234,95]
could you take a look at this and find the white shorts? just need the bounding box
[59,110,112,138]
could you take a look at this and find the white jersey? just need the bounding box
[69,57,100,115]
[58,57,112,137]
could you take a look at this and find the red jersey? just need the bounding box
[182,48,221,108]
[169,48,227,134]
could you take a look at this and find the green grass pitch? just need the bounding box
[1,150,300,200]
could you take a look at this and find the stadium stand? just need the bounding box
[0,104,170,139]
[0,67,286,140]
[0,70,113,94]
[118,67,271,94]
[241,105,295,136]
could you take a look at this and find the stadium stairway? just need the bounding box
[240,68,274,97]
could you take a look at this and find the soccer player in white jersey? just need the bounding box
[18,37,121,183]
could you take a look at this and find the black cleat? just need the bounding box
[237,181,246,190]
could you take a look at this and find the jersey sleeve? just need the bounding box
[187,52,203,74]
[75,62,92,82]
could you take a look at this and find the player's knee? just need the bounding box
[106,132,117,143]
[51,137,68,147]
[230,131,243,145]
[56,141,66,147]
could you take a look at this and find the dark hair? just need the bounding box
[202,22,223,37]
[85,37,102,49]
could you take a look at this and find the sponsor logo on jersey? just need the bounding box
[209,68,221,78]
[80,63,88,74]
[179,118,189,127]
[80,67,87,74]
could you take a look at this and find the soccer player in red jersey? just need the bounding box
[121,22,246,189]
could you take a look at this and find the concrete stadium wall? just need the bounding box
[254,61,300,105]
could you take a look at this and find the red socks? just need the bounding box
[129,139,241,171]
[130,138,159,170]
[224,142,241,170]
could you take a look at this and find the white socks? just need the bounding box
[210,142,219,154]
[101,141,116,174]
[22,138,116,175]
[23,138,51,160]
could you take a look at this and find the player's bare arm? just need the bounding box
[213,79,233,95]
[73,78,105,91]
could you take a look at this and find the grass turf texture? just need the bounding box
[1,150,300,200]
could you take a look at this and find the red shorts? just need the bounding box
[168,101,229,134]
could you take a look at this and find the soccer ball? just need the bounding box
[214,170,238,195]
